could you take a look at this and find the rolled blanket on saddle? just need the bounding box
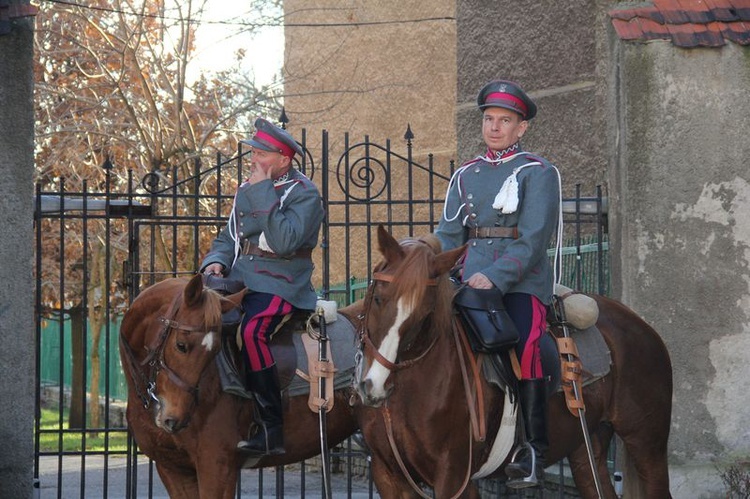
[554,283,598,330]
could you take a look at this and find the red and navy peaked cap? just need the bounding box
[241,118,303,159]
[477,80,537,120]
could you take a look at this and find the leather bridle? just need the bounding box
[357,271,439,373]
[120,291,217,410]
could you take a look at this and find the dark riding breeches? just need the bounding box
[504,292,548,379]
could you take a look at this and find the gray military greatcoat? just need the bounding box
[201,168,324,310]
[435,150,560,305]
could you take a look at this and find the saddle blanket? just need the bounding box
[286,313,358,398]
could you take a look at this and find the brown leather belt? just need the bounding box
[241,240,313,260]
[467,226,519,239]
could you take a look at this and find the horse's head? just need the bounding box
[137,274,245,434]
[355,225,466,407]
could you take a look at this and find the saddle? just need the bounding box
[216,307,353,412]
[204,276,355,414]
[455,285,611,413]
[468,288,612,479]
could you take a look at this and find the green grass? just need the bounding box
[38,408,129,453]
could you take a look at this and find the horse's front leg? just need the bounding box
[155,461,200,499]
[369,455,424,499]
[194,448,240,499]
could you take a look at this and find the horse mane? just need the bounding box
[194,286,224,331]
[392,237,454,320]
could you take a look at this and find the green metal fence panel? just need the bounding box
[323,276,370,308]
[549,236,610,295]
[39,317,128,402]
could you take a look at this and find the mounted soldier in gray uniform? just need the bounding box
[202,118,324,457]
[435,80,561,488]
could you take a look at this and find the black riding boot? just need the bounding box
[237,365,285,456]
[505,378,549,488]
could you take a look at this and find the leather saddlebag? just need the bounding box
[454,286,520,353]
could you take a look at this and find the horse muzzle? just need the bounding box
[155,399,191,434]
[357,378,392,408]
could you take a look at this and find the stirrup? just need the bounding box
[237,426,285,456]
[237,438,285,456]
[505,442,542,489]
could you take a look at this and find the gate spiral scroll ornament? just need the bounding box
[336,142,390,202]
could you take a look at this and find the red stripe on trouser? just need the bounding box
[520,296,547,379]
[242,295,293,371]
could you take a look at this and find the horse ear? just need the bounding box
[221,288,247,313]
[184,273,204,308]
[433,244,467,277]
[377,224,405,263]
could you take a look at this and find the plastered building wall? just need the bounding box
[609,40,750,496]
[456,0,610,196]
[283,0,456,171]
[283,1,458,284]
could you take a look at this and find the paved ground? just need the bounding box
[37,455,379,498]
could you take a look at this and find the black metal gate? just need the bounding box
[33,127,608,498]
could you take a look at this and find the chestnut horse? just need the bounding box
[353,225,672,499]
[119,273,361,498]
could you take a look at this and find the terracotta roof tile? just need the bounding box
[659,0,694,23]
[733,1,750,21]
[611,18,644,40]
[723,20,750,42]
[609,0,750,46]
[703,0,741,21]
[640,6,668,23]
[640,16,674,38]
[677,0,716,23]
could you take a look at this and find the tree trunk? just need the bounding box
[87,242,106,435]
[68,303,85,429]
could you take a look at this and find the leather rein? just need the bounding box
[120,291,215,409]
[358,269,486,498]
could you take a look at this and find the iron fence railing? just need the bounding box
[34,126,608,498]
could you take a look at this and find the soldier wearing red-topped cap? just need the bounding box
[201,118,324,457]
[435,80,561,488]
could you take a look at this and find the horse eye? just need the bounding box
[373,294,381,306]
[176,341,188,353]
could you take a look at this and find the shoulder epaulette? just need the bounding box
[460,157,483,168]
[523,153,545,163]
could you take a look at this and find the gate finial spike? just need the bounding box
[279,107,289,130]
[404,124,414,142]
